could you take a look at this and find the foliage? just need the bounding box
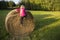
[0,1,8,9]
[8,1,16,8]
[20,0,60,11]
[0,1,16,9]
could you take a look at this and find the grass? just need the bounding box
[0,10,10,40]
[0,10,60,40]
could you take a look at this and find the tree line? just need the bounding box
[0,1,16,9]
[20,0,60,11]
[0,0,60,11]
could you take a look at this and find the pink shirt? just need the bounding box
[16,8,26,17]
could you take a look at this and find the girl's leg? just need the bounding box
[20,16,27,25]
[20,17,23,24]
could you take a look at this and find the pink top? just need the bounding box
[16,8,20,13]
[16,8,26,17]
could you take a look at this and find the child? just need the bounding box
[16,5,26,24]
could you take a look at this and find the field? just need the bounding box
[0,10,60,40]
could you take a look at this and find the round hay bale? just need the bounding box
[5,9,35,36]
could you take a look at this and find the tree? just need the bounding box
[0,1,8,9]
[8,1,16,8]
[20,0,60,11]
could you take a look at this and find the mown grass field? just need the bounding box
[0,10,60,40]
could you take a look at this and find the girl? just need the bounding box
[16,5,26,25]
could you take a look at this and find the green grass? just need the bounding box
[0,10,10,40]
[0,10,60,40]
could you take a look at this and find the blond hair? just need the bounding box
[20,5,25,8]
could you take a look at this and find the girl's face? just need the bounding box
[20,5,25,9]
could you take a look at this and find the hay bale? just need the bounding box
[5,9,35,36]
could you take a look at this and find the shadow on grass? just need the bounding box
[53,25,60,40]
[30,14,60,40]
[43,25,60,40]
[34,14,60,30]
